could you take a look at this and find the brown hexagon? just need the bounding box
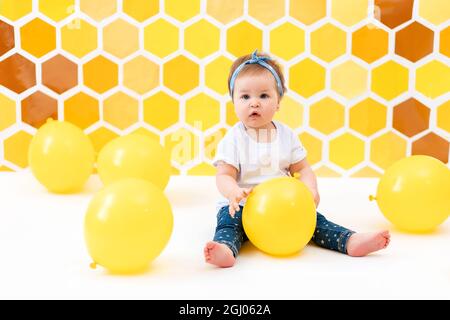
[0,20,14,56]
[395,22,434,62]
[42,54,78,94]
[412,132,449,164]
[21,91,58,128]
[393,98,430,137]
[375,0,413,29]
[0,54,36,93]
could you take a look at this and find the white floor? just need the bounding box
[0,171,448,300]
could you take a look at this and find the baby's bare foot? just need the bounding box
[204,241,235,267]
[346,230,390,257]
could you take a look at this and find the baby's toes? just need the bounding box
[380,230,390,238]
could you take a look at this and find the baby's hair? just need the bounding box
[228,51,287,99]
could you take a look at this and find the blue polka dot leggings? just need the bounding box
[213,205,355,257]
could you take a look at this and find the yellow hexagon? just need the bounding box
[416,60,450,99]
[350,98,387,136]
[248,0,285,25]
[331,0,368,26]
[440,26,450,58]
[62,19,97,58]
[352,24,389,63]
[80,0,116,21]
[0,94,16,130]
[370,132,407,170]
[205,56,233,95]
[170,166,181,176]
[311,23,346,62]
[143,92,179,131]
[205,128,227,160]
[372,61,409,100]
[331,61,368,99]
[329,133,365,169]
[88,127,119,154]
[290,0,326,25]
[299,132,322,165]
[207,0,244,24]
[39,0,74,21]
[185,20,220,58]
[0,0,32,21]
[188,162,216,176]
[4,131,33,168]
[314,166,341,177]
[226,101,239,126]
[83,56,118,94]
[64,92,99,129]
[165,0,200,22]
[270,22,305,61]
[123,0,159,22]
[103,19,139,59]
[227,21,262,57]
[418,0,450,26]
[144,19,179,58]
[0,165,14,172]
[164,128,200,165]
[274,96,303,129]
[130,127,161,142]
[186,94,221,131]
[351,166,382,178]
[103,92,139,130]
[20,19,56,58]
[309,97,345,135]
[123,56,159,95]
[437,101,450,133]
[290,59,326,97]
[164,56,199,95]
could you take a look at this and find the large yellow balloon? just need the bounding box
[97,134,171,189]
[85,178,173,274]
[243,177,316,256]
[28,120,95,193]
[373,155,450,233]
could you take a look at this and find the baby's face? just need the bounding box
[233,70,280,130]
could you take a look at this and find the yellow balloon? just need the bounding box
[97,134,171,190]
[373,155,450,233]
[84,178,173,274]
[28,120,95,193]
[243,177,316,256]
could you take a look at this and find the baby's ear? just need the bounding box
[276,96,282,108]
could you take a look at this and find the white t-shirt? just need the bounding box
[213,120,307,210]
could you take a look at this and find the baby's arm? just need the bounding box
[289,159,320,207]
[216,162,252,217]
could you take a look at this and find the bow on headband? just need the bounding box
[229,50,284,98]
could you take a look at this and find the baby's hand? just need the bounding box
[228,187,253,218]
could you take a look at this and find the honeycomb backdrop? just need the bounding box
[0,0,449,177]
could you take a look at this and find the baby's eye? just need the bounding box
[260,93,269,99]
[240,94,250,100]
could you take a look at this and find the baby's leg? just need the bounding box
[312,212,390,256]
[204,206,247,267]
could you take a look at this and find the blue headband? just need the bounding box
[229,50,284,98]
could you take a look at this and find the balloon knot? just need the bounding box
[369,195,376,201]
[90,262,97,269]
